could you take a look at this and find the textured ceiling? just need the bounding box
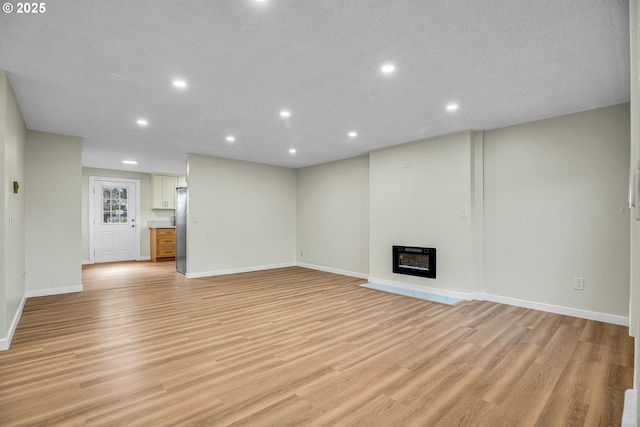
[0,0,630,174]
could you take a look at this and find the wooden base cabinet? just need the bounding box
[150,228,176,262]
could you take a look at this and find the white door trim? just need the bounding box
[89,176,141,264]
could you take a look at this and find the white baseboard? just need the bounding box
[1,285,83,351]
[366,277,629,326]
[297,262,369,280]
[0,294,26,351]
[2,285,84,351]
[25,285,83,298]
[478,293,629,326]
[81,259,91,265]
[186,262,296,279]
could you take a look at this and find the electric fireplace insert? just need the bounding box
[393,246,436,279]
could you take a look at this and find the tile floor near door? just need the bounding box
[0,262,634,426]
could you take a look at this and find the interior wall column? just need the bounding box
[471,130,484,297]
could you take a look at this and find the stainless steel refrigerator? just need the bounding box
[175,187,187,274]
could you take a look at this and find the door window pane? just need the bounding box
[102,186,129,224]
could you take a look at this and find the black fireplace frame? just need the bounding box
[392,246,436,279]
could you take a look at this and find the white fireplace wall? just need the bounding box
[369,131,473,293]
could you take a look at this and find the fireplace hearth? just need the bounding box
[393,246,436,279]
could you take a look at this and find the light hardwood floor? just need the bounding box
[0,262,633,426]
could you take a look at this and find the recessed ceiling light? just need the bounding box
[280,110,291,118]
[226,136,236,142]
[381,64,395,73]
[173,80,187,88]
[289,148,297,154]
[122,160,138,165]
[137,119,148,126]
[446,104,459,111]
[348,131,358,138]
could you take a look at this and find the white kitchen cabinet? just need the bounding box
[152,174,186,209]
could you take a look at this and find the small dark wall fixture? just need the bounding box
[393,246,436,279]
[13,181,19,193]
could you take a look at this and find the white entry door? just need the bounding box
[92,179,138,263]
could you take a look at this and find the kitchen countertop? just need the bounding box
[148,221,175,229]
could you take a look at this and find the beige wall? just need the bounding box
[0,71,5,340]
[25,131,82,292]
[81,168,176,261]
[296,155,369,276]
[483,104,630,316]
[186,154,296,275]
[369,131,473,292]
[630,0,640,417]
[0,70,27,343]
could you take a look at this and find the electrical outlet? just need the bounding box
[573,277,584,291]
[328,250,332,258]
[300,250,304,257]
